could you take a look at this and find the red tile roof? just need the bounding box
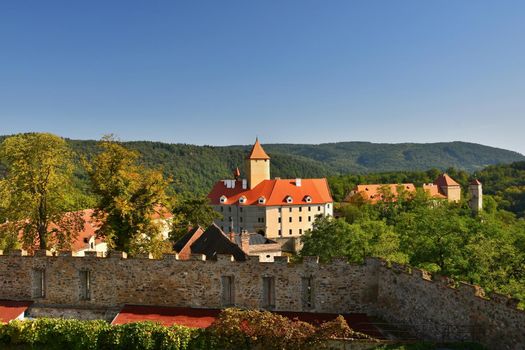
[208,178,333,206]
[247,138,270,160]
[111,305,383,338]
[112,305,219,328]
[422,184,447,199]
[351,184,416,203]
[0,300,32,323]
[434,173,460,187]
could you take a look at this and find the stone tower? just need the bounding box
[245,138,270,189]
[469,179,483,212]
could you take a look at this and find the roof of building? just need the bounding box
[111,305,383,338]
[434,173,460,187]
[422,184,448,199]
[470,179,482,186]
[0,300,32,323]
[232,232,277,246]
[247,138,270,160]
[208,178,333,206]
[172,226,204,253]
[350,184,416,203]
[189,224,247,261]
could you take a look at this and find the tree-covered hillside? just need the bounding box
[1,136,523,197]
[65,138,525,195]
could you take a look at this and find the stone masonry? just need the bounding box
[0,250,523,350]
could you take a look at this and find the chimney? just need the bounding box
[240,230,250,254]
[233,167,241,180]
[296,178,302,187]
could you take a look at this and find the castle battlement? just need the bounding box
[0,250,523,349]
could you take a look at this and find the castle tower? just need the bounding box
[469,179,483,212]
[434,173,461,202]
[245,138,270,189]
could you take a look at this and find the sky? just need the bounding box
[1,1,524,154]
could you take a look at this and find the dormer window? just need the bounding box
[239,196,247,204]
[304,195,312,203]
[258,196,266,204]
[286,196,293,204]
[220,195,227,204]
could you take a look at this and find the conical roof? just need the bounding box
[470,179,482,186]
[247,138,270,160]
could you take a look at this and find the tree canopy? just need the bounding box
[0,133,84,251]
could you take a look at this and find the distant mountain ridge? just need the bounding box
[71,139,525,195]
[1,135,524,195]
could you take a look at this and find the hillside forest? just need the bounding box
[0,133,524,307]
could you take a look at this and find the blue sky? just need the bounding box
[1,1,524,154]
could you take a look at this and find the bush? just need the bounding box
[0,309,378,350]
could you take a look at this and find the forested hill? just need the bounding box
[65,139,524,195]
[0,135,523,195]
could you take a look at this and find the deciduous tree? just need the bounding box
[0,133,83,251]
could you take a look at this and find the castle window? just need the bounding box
[299,207,302,212]
[221,276,235,307]
[289,207,292,213]
[32,268,45,298]
[221,207,224,212]
[299,229,303,234]
[289,217,292,223]
[278,218,281,223]
[229,207,232,212]
[278,208,282,213]
[289,229,292,235]
[262,277,276,309]
[258,196,266,204]
[286,196,293,204]
[299,217,302,222]
[79,270,91,300]
[278,229,282,236]
[301,277,314,309]
[220,196,227,204]
[308,216,311,222]
[308,206,311,212]
[239,196,247,204]
[317,206,321,211]
[240,207,243,212]
[327,204,330,209]
[304,196,312,203]
[240,217,243,223]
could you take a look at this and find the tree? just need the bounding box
[170,196,222,241]
[300,216,406,264]
[0,133,83,251]
[86,136,171,255]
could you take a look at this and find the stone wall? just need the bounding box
[0,250,523,349]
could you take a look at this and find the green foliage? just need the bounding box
[86,136,172,256]
[302,192,525,306]
[0,133,85,251]
[300,216,408,264]
[0,312,376,350]
[170,196,222,242]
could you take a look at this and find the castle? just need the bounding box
[345,173,483,211]
[208,139,333,250]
